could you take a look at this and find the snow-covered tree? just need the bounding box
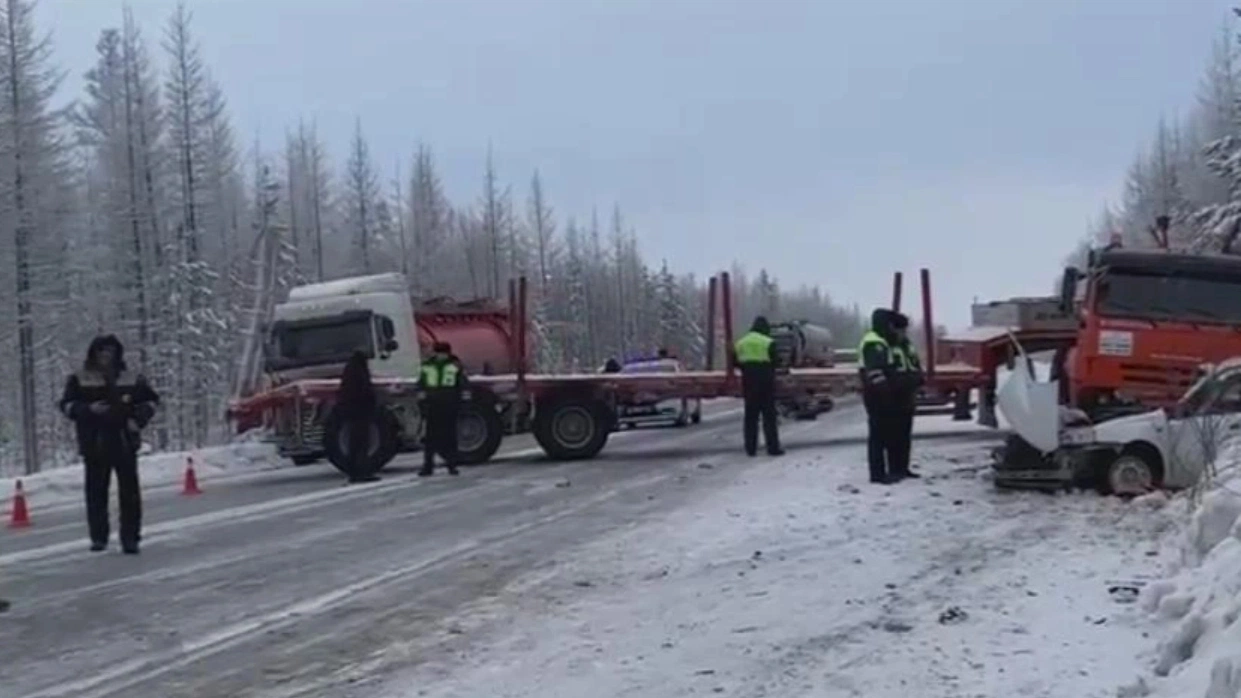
[0,4,872,474]
[342,118,379,274]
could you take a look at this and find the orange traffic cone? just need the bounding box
[8,480,30,528]
[181,456,202,496]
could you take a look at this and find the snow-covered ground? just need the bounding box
[0,440,285,512]
[374,427,1177,698]
[1120,442,1241,698]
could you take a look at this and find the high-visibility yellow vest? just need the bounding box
[858,331,890,386]
[420,361,460,388]
[734,331,773,364]
[858,331,888,355]
[891,343,920,373]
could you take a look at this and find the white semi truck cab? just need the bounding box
[261,273,425,464]
[264,272,421,382]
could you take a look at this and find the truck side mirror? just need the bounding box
[379,317,396,340]
[1058,267,1079,314]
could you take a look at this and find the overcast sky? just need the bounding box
[38,0,1236,328]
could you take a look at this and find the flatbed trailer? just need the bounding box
[230,270,995,472]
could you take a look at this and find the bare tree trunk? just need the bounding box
[7,0,37,474]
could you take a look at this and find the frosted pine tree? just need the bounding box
[0,0,72,472]
[1193,124,1241,253]
[657,261,683,351]
[165,2,228,445]
[342,118,380,274]
[233,157,285,397]
[562,220,591,367]
[479,147,516,298]
[407,143,448,295]
[526,171,560,370]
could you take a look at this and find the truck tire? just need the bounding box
[455,400,504,465]
[322,407,401,475]
[534,396,612,460]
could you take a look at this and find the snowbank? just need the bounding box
[0,440,285,512]
[1119,440,1241,698]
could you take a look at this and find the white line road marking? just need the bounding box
[2,405,746,568]
[23,469,687,698]
[0,477,413,567]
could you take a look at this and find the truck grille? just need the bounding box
[299,406,325,449]
[1117,362,1198,390]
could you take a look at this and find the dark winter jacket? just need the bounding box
[889,313,925,404]
[336,351,379,420]
[59,335,160,457]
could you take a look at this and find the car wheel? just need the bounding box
[1103,453,1156,497]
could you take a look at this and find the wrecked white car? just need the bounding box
[993,354,1241,495]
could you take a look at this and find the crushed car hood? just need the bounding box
[995,360,1060,453]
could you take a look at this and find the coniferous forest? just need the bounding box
[0,1,866,475]
[1075,13,1241,261]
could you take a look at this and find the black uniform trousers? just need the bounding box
[84,438,141,546]
[742,387,780,455]
[863,392,901,482]
[345,416,374,480]
[892,405,915,475]
[422,402,459,472]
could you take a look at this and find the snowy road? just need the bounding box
[0,399,1166,698]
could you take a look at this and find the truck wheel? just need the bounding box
[455,401,504,465]
[691,401,702,424]
[534,396,612,460]
[322,407,401,475]
[1100,451,1159,497]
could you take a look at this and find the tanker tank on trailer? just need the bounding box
[415,296,529,376]
[769,320,835,368]
[769,320,837,419]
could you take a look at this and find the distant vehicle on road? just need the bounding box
[613,357,702,430]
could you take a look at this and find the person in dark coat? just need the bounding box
[733,316,784,457]
[858,309,901,484]
[59,335,159,553]
[0,598,9,613]
[336,351,383,484]
[418,342,468,476]
[889,313,924,479]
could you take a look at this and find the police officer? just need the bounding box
[889,313,924,479]
[859,309,902,484]
[734,316,784,457]
[418,342,468,476]
[59,335,160,553]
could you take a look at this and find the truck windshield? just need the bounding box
[1096,270,1241,325]
[272,317,375,367]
